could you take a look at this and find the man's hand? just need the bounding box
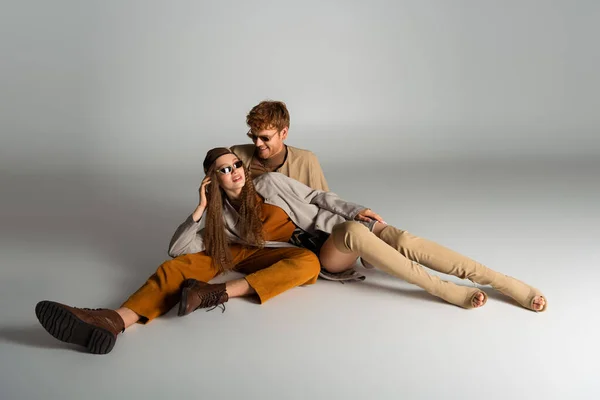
[354,208,386,224]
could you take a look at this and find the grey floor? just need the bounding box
[1,156,599,400]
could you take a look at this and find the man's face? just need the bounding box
[247,127,288,160]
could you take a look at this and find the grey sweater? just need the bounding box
[168,172,371,258]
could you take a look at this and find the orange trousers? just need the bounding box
[121,244,320,323]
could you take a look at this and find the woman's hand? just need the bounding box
[354,208,386,224]
[192,176,211,222]
[198,176,212,209]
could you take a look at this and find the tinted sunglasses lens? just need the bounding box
[219,166,232,174]
[233,161,243,169]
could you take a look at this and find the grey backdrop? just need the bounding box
[1,1,599,400]
[2,0,599,173]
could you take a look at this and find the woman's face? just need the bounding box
[213,153,246,194]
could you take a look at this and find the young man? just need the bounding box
[230,101,545,313]
[230,100,329,191]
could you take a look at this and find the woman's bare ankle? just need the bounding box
[115,307,140,329]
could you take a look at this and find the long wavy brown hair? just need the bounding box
[203,163,264,273]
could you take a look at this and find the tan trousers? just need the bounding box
[332,222,546,311]
[121,245,320,323]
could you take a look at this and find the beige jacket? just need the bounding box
[168,172,372,258]
[229,144,330,191]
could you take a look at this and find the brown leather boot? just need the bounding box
[178,279,228,316]
[35,301,125,355]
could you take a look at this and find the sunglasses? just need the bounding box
[217,160,244,175]
[246,130,278,143]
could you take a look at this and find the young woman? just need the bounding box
[34,148,323,355]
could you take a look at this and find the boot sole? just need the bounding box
[35,301,116,355]
[178,287,190,316]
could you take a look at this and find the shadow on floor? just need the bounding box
[0,325,85,352]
